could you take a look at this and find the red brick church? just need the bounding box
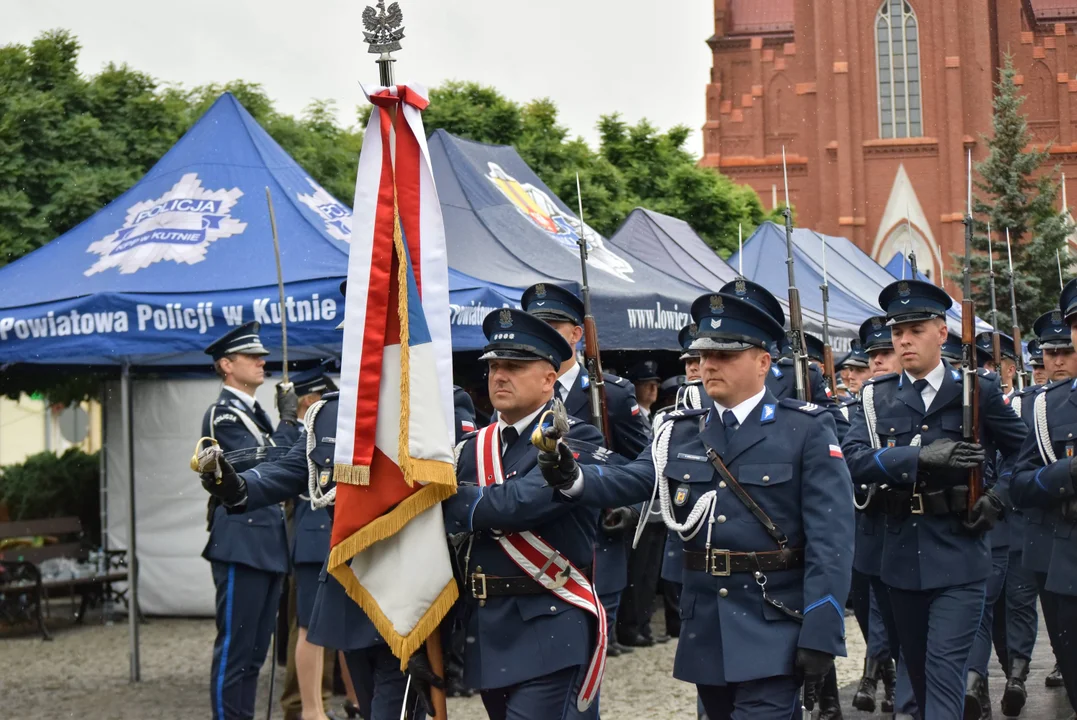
[701,0,1077,291]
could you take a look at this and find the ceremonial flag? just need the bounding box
[329,84,457,664]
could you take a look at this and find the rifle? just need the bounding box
[781,147,811,401]
[574,174,613,443]
[986,223,1004,388]
[905,204,919,278]
[1004,229,1025,392]
[818,233,837,396]
[962,150,983,518]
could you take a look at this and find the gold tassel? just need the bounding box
[391,203,416,488]
[333,463,371,487]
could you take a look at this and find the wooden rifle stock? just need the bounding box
[786,289,811,401]
[822,344,837,399]
[962,298,983,513]
[1012,325,1025,391]
[582,315,612,443]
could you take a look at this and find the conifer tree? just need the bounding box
[958,53,1073,332]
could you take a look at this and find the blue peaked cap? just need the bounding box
[975,331,1017,361]
[719,278,785,327]
[879,280,952,325]
[1027,339,1044,366]
[858,316,893,354]
[205,321,269,360]
[678,322,700,360]
[1034,309,1072,350]
[689,292,785,352]
[291,359,337,396]
[481,308,573,368]
[521,283,585,326]
[1062,278,1077,324]
[840,342,870,368]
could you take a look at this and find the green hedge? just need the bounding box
[0,449,101,540]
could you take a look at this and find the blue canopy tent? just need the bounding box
[447,267,522,350]
[608,208,860,346]
[731,222,992,340]
[429,130,701,349]
[885,252,932,284]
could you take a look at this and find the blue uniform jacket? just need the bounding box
[234,394,383,650]
[201,389,296,574]
[572,392,855,686]
[293,500,332,566]
[768,360,850,440]
[842,368,1027,591]
[563,368,651,596]
[1011,379,1077,596]
[453,385,477,442]
[1009,384,1053,571]
[846,396,886,577]
[442,404,604,691]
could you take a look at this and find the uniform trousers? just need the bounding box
[696,675,800,720]
[210,562,283,720]
[480,666,582,720]
[850,570,898,661]
[617,522,665,639]
[888,579,986,720]
[1001,548,1040,663]
[969,545,1009,677]
[1040,589,1077,711]
[343,644,424,720]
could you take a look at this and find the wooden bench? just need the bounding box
[0,517,129,639]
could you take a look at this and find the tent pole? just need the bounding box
[121,364,141,682]
[99,383,109,619]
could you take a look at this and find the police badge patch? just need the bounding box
[710,295,724,314]
[319,469,331,487]
[535,283,547,298]
[499,308,513,328]
[674,485,690,506]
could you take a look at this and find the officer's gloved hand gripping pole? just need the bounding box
[191,438,247,505]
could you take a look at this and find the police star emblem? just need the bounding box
[898,281,911,298]
[735,279,746,295]
[499,309,513,328]
[871,317,883,329]
[710,295,724,314]
[674,485,690,506]
[534,283,547,298]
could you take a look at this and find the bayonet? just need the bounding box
[986,223,1003,386]
[962,150,983,520]
[1005,228,1025,391]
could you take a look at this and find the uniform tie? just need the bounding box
[912,378,929,394]
[501,426,519,454]
[721,409,739,442]
[253,401,272,429]
[557,380,570,402]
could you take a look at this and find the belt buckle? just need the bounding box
[709,549,731,576]
[910,490,925,515]
[470,571,488,603]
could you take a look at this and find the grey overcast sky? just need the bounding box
[6,1,715,153]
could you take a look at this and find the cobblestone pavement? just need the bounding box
[2,607,1071,719]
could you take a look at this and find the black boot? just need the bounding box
[880,657,897,713]
[1047,663,1064,688]
[978,674,993,719]
[817,667,844,720]
[1001,657,1029,716]
[965,671,985,720]
[852,657,880,712]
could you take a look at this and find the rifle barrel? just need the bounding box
[1005,228,1025,391]
[781,147,810,401]
[963,151,983,515]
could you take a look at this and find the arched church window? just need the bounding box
[876,1,922,139]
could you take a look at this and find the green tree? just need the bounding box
[961,53,1073,331]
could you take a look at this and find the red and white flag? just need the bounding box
[329,84,457,664]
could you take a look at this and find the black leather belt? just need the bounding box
[468,565,591,600]
[878,486,968,517]
[683,548,804,576]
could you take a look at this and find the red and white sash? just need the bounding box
[474,423,608,711]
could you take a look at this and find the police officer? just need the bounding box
[848,317,900,716]
[201,321,299,720]
[282,363,339,720]
[1012,298,1077,713]
[519,283,650,654]
[440,308,608,719]
[1028,340,1048,387]
[540,290,855,720]
[842,280,1027,720]
[454,385,478,439]
[627,360,661,424]
[840,343,872,399]
[999,310,1073,715]
[197,297,436,720]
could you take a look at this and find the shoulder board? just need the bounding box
[863,372,899,385]
[779,398,827,415]
[1015,384,1042,398]
[322,391,340,401]
[664,408,709,421]
[603,373,628,387]
[841,397,862,407]
[459,429,479,442]
[1044,378,1076,392]
[770,365,783,378]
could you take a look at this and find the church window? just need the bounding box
[876,1,922,138]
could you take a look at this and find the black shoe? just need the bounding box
[341,700,361,719]
[1001,657,1029,717]
[964,671,985,720]
[1047,664,1064,688]
[978,674,993,719]
[852,657,880,712]
[619,632,655,648]
[607,643,623,657]
[653,632,671,644]
[880,657,896,713]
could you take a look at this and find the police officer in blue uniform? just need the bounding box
[847,316,901,716]
[201,321,299,720]
[440,308,608,720]
[1012,285,1077,714]
[284,363,339,720]
[842,280,1027,720]
[1028,340,1048,387]
[519,283,651,654]
[453,385,478,439]
[540,290,855,720]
